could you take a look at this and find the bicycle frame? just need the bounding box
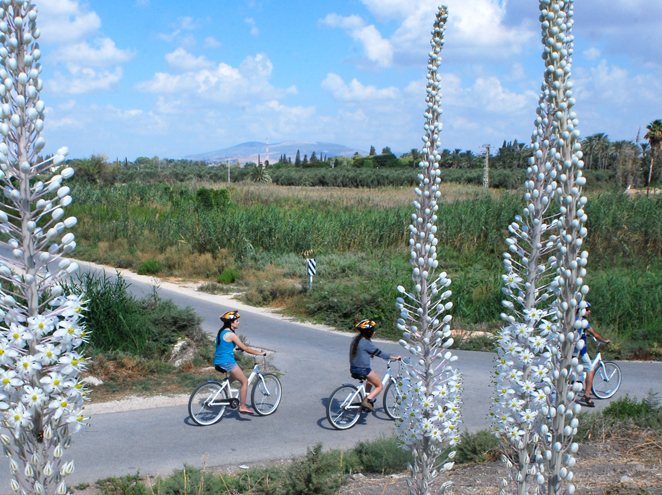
[343,361,399,409]
[225,363,261,399]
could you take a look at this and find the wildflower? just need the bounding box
[529,335,547,353]
[507,427,525,443]
[524,308,545,322]
[28,315,55,336]
[21,385,46,409]
[6,403,32,433]
[8,324,30,348]
[48,396,72,420]
[502,273,523,288]
[40,372,66,393]
[0,339,19,365]
[58,353,87,375]
[521,409,538,424]
[17,355,41,375]
[36,343,60,365]
[531,365,549,382]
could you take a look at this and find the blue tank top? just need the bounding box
[214,329,236,365]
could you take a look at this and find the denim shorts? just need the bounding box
[215,363,237,373]
[350,366,371,380]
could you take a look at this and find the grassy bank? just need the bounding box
[66,273,212,401]
[69,183,661,357]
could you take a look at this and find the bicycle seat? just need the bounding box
[351,372,367,381]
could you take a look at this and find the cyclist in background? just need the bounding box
[349,319,400,412]
[577,302,611,407]
[215,310,267,415]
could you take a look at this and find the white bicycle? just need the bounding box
[587,339,622,399]
[326,359,404,430]
[188,359,282,426]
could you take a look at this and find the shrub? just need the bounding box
[217,266,240,284]
[576,395,662,442]
[95,474,149,495]
[280,444,345,495]
[452,430,502,464]
[62,273,206,359]
[195,187,230,210]
[352,436,411,474]
[137,258,161,275]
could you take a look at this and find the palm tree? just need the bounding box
[645,119,662,195]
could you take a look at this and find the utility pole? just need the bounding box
[227,161,231,184]
[482,144,490,188]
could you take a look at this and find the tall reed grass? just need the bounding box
[69,184,661,354]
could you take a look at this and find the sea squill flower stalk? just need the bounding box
[395,7,462,495]
[492,1,589,493]
[490,2,565,494]
[491,86,559,493]
[543,0,588,493]
[0,2,89,494]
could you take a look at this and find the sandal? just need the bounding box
[239,409,255,415]
[580,396,595,407]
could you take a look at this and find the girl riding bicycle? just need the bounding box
[215,310,267,415]
[577,302,610,407]
[349,319,400,412]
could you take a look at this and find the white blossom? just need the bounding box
[395,8,462,494]
[0,2,89,492]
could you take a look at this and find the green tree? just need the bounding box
[369,145,376,156]
[645,119,662,194]
[295,149,301,166]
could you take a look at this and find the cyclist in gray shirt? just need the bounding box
[349,319,400,411]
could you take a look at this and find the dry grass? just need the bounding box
[228,183,506,208]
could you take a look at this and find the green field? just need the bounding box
[69,181,661,358]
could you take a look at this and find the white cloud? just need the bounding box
[36,0,131,95]
[322,14,393,67]
[158,16,198,43]
[37,0,101,44]
[138,53,291,106]
[204,36,222,49]
[52,38,133,67]
[575,60,661,107]
[245,17,259,37]
[470,77,534,113]
[323,0,534,68]
[49,67,123,95]
[322,73,399,101]
[165,48,213,72]
[584,48,601,61]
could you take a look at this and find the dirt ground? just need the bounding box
[339,429,662,495]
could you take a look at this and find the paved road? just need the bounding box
[1,261,661,489]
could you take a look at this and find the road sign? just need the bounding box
[306,258,316,289]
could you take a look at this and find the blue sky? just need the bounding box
[35,0,661,160]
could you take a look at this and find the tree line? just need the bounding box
[62,124,661,189]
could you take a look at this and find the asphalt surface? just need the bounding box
[0,260,661,489]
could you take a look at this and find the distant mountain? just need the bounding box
[186,141,366,164]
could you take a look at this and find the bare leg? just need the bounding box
[585,370,595,398]
[229,366,250,412]
[365,371,383,401]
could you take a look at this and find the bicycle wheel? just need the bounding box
[251,373,282,416]
[592,361,622,399]
[188,381,228,426]
[383,379,402,420]
[326,384,362,430]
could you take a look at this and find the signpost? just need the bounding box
[303,250,316,290]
